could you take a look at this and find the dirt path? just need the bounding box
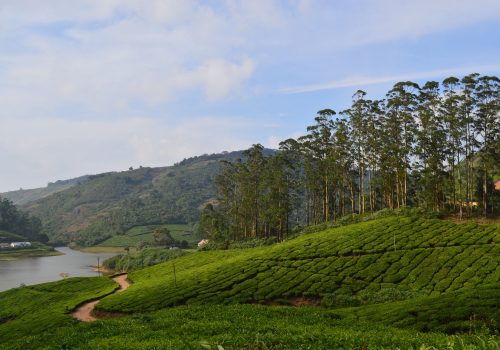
[72,274,130,322]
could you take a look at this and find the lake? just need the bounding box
[0,247,118,292]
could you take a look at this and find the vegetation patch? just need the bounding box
[98,223,199,248]
[1,304,497,350]
[96,216,498,331]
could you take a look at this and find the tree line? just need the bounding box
[200,74,499,241]
[0,197,47,242]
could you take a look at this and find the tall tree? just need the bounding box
[474,75,500,215]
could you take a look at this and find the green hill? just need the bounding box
[0,216,498,349]
[0,176,89,206]
[22,151,269,246]
[0,230,26,242]
[96,216,499,329]
[97,223,199,248]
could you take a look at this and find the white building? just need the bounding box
[197,239,209,248]
[10,242,32,248]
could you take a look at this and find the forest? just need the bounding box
[0,197,47,242]
[201,73,499,241]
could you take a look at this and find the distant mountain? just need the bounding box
[22,150,275,246]
[1,176,90,206]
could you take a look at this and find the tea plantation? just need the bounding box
[97,217,498,314]
[0,216,498,349]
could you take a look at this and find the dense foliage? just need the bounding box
[0,197,46,242]
[97,223,199,248]
[98,216,499,335]
[203,74,499,241]
[103,248,186,271]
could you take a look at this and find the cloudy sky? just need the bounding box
[1,0,499,192]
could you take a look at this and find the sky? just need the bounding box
[0,0,499,192]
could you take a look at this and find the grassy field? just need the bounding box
[0,216,498,349]
[1,303,496,350]
[98,223,200,248]
[0,277,117,342]
[79,246,134,253]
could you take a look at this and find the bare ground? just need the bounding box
[72,274,130,322]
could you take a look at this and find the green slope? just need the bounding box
[0,217,498,349]
[0,230,25,242]
[0,277,117,341]
[98,223,199,247]
[22,151,264,245]
[96,217,499,325]
[2,304,495,350]
[1,175,89,205]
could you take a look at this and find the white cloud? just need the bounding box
[0,0,498,117]
[279,64,500,94]
[0,116,263,192]
[0,0,498,191]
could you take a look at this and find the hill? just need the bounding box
[0,216,498,349]
[22,150,273,246]
[0,176,89,206]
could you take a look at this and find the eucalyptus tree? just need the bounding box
[386,81,420,208]
[474,75,500,215]
[344,90,371,214]
[442,77,462,213]
[460,74,480,216]
[416,81,447,210]
[331,117,354,216]
[298,109,336,222]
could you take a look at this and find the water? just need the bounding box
[0,247,118,292]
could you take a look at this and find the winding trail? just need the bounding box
[72,274,130,322]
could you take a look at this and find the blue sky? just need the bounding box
[0,0,499,192]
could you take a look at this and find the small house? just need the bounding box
[10,242,32,248]
[197,239,209,248]
[0,243,10,249]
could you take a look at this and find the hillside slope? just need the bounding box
[97,216,499,332]
[0,217,498,349]
[22,151,268,245]
[1,176,89,206]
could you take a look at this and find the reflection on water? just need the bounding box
[0,247,118,292]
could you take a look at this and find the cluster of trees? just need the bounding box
[151,227,189,248]
[0,197,47,242]
[200,74,499,241]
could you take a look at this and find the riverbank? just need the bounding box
[75,246,134,254]
[0,245,63,261]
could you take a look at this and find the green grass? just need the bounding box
[102,247,187,271]
[0,230,26,242]
[97,217,499,314]
[1,304,497,350]
[98,223,200,247]
[336,284,499,333]
[79,246,133,253]
[0,216,498,349]
[0,277,117,342]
